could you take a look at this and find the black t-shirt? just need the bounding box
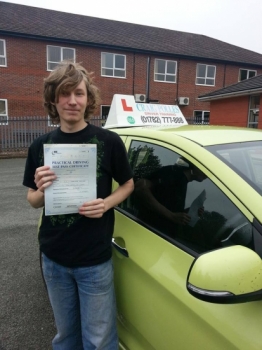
[23,123,133,267]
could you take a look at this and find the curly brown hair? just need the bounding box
[43,61,101,124]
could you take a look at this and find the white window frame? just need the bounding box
[101,52,126,78]
[47,45,75,71]
[0,39,7,67]
[193,110,210,125]
[239,69,257,82]
[247,95,260,128]
[154,59,177,83]
[196,64,216,86]
[0,99,8,125]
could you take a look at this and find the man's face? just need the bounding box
[55,80,88,126]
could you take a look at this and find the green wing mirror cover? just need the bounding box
[188,245,262,295]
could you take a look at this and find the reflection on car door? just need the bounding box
[112,137,261,350]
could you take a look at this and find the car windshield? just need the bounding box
[206,141,262,196]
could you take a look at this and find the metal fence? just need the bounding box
[0,116,208,155]
[0,116,106,154]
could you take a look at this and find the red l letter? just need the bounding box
[121,99,133,111]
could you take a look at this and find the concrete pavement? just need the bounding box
[0,158,55,350]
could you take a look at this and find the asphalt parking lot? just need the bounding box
[0,158,55,350]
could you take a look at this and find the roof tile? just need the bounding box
[199,74,262,99]
[1,2,262,65]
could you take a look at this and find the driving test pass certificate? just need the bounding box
[44,144,97,216]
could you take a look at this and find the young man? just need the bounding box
[23,61,134,350]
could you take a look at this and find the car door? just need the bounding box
[112,137,262,350]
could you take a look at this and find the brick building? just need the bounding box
[199,74,262,128]
[1,1,262,125]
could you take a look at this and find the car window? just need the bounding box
[118,140,252,254]
[207,141,262,195]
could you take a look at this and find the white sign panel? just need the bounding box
[44,144,97,216]
[104,94,188,128]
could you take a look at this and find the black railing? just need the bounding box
[0,116,209,154]
[0,116,106,154]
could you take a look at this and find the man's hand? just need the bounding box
[171,212,191,225]
[79,199,106,218]
[79,179,133,219]
[34,165,56,192]
[198,206,205,217]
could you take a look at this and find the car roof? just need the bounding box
[107,125,262,146]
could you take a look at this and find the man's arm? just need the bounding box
[27,188,45,208]
[79,178,134,218]
[134,178,191,225]
[26,165,56,209]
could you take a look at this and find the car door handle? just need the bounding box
[112,238,129,257]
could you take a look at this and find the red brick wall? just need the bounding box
[209,97,250,127]
[224,65,262,86]
[143,58,236,118]
[1,35,262,122]
[1,37,47,117]
[78,48,135,108]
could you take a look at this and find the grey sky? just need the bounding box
[3,0,262,54]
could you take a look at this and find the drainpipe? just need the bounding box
[176,59,180,104]
[146,57,151,103]
[132,53,136,95]
[223,64,226,87]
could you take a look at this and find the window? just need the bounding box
[247,95,260,128]
[100,105,110,126]
[239,69,256,81]
[193,110,210,125]
[101,105,110,119]
[0,99,8,124]
[207,140,262,195]
[118,140,251,254]
[101,53,126,78]
[154,59,177,83]
[196,64,216,86]
[0,39,7,66]
[47,45,75,71]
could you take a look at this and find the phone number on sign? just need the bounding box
[141,116,184,124]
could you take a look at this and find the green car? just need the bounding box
[109,124,262,350]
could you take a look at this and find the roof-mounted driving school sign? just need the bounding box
[103,94,188,128]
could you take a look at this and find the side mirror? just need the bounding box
[187,245,262,304]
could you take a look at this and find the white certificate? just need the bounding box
[44,144,97,216]
[188,190,206,227]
